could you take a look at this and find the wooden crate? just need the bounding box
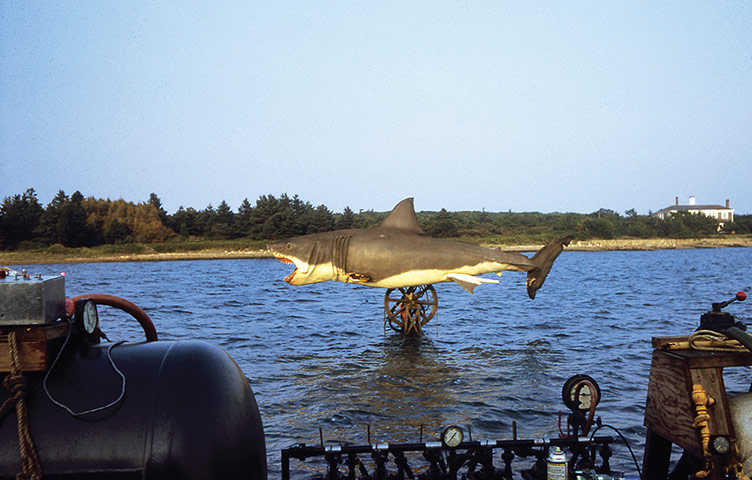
[643,337,752,479]
[0,322,69,372]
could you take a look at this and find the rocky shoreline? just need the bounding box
[1,237,750,265]
[495,237,752,252]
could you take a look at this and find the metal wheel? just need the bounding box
[384,285,438,335]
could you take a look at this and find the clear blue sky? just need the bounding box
[2,2,751,215]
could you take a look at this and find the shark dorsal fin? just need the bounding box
[379,198,425,233]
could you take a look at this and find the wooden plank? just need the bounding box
[652,337,752,366]
[653,336,692,350]
[644,350,702,458]
[0,323,68,372]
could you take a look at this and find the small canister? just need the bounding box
[547,446,568,480]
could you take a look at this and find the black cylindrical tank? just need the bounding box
[0,339,266,480]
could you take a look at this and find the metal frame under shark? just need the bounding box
[268,198,572,299]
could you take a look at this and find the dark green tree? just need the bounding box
[167,207,202,237]
[0,188,44,250]
[35,190,69,245]
[57,191,92,247]
[722,215,752,234]
[210,200,236,238]
[425,208,459,238]
[336,206,355,230]
[236,198,254,237]
[104,218,132,244]
[195,204,216,236]
[307,205,334,233]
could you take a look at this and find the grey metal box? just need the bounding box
[0,275,66,325]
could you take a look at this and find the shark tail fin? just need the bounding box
[525,236,573,299]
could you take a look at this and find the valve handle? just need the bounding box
[712,291,747,312]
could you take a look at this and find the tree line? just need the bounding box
[0,188,750,251]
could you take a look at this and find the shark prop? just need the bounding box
[267,198,571,299]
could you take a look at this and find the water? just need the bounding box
[10,247,752,478]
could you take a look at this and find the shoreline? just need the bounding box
[1,237,750,265]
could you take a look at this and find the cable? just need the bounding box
[589,423,643,480]
[689,329,748,352]
[42,319,127,417]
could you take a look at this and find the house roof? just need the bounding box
[653,204,733,215]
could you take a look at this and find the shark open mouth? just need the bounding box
[276,256,297,283]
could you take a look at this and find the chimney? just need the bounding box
[726,199,730,208]
[689,196,696,206]
[676,196,679,205]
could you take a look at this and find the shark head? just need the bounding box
[267,236,328,285]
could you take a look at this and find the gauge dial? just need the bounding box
[711,436,731,455]
[75,298,99,337]
[441,425,464,448]
[562,374,601,413]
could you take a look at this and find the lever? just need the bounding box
[699,291,750,351]
[712,291,747,312]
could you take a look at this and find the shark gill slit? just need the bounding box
[332,235,350,281]
[308,240,320,273]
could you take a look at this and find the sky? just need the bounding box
[1,2,751,216]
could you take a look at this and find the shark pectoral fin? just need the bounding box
[447,273,499,294]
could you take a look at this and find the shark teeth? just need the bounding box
[284,270,296,283]
[276,257,297,283]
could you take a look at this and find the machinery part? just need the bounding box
[384,285,438,335]
[69,294,158,342]
[562,375,601,437]
[0,340,266,480]
[562,375,601,414]
[441,425,464,448]
[696,290,750,352]
[0,273,65,325]
[282,435,615,480]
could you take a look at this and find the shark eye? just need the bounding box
[285,242,293,250]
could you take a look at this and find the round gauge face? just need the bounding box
[442,425,463,448]
[711,436,730,455]
[75,299,99,337]
[562,374,601,413]
[82,300,98,334]
[571,385,593,410]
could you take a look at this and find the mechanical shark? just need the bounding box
[267,198,572,299]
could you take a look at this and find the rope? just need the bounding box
[0,331,42,480]
[688,329,748,352]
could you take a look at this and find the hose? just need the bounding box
[69,294,158,342]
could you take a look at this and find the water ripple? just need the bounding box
[14,248,752,477]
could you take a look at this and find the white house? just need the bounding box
[652,196,734,227]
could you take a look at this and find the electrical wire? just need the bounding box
[42,318,127,417]
[589,423,643,480]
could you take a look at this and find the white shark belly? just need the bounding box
[366,262,524,289]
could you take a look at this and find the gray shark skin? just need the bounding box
[267,198,572,299]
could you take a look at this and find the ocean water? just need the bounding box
[11,247,752,478]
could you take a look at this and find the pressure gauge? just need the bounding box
[441,425,464,448]
[562,374,601,413]
[74,298,99,339]
[711,436,731,455]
